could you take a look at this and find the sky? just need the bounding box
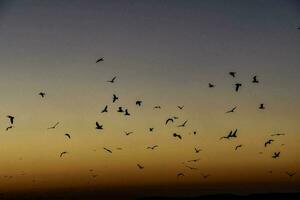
[0,0,300,196]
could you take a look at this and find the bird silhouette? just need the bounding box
[259,104,265,110]
[185,165,198,170]
[48,122,59,129]
[235,83,242,92]
[38,92,46,98]
[124,109,130,116]
[220,129,237,140]
[60,152,68,157]
[201,174,211,179]
[65,133,71,139]
[271,133,285,136]
[6,126,13,131]
[264,139,274,147]
[286,172,296,177]
[177,173,184,177]
[101,105,108,113]
[272,152,280,159]
[208,83,215,88]
[117,107,124,113]
[187,158,200,163]
[226,106,237,113]
[112,94,119,103]
[194,148,201,153]
[7,115,14,124]
[153,106,161,109]
[137,164,144,169]
[124,131,133,136]
[95,122,103,130]
[136,100,142,106]
[235,144,243,150]
[252,76,259,83]
[107,76,116,83]
[96,57,104,63]
[229,72,236,77]
[149,128,154,132]
[103,147,112,153]
[173,133,182,139]
[177,120,187,127]
[165,118,174,125]
[177,105,184,110]
[147,145,158,150]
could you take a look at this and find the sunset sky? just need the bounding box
[0,0,299,196]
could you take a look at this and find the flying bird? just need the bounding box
[252,76,259,83]
[153,106,161,109]
[103,147,112,153]
[220,129,237,140]
[271,133,285,137]
[177,120,187,127]
[264,139,274,147]
[165,118,174,125]
[95,122,103,130]
[147,145,158,150]
[38,92,46,98]
[101,105,108,113]
[194,148,201,153]
[107,76,116,83]
[137,164,144,169]
[136,100,142,106]
[201,174,211,179]
[272,152,280,159]
[235,83,242,92]
[117,107,124,113]
[124,109,130,116]
[177,173,184,177]
[177,105,184,110]
[6,126,13,131]
[60,152,68,157]
[229,72,236,77]
[96,57,104,63]
[173,133,182,140]
[112,94,119,103]
[235,144,243,150]
[187,158,200,163]
[7,115,15,124]
[286,172,296,177]
[226,106,237,113]
[259,104,265,110]
[208,83,215,88]
[124,131,133,136]
[65,133,71,139]
[185,165,198,170]
[48,122,59,129]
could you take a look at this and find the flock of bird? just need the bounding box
[2,56,296,185]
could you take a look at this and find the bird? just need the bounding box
[65,133,71,139]
[147,145,158,150]
[194,148,201,153]
[153,106,161,109]
[177,105,184,110]
[124,109,130,116]
[259,104,265,110]
[252,76,259,83]
[124,131,133,136]
[136,100,142,106]
[96,57,104,63]
[271,133,285,137]
[286,172,296,177]
[264,139,274,147]
[103,148,112,153]
[177,173,184,177]
[137,164,144,169]
[177,120,187,127]
[272,152,280,159]
[101,105,108,113]
[7,115,15,124]
[60,152,68,157]
[229,72,236,77]
[208,83,215,88]
[226,106,237,113]
[165,118,174,125]
[235,144,243,150]
[112,94,119,103]
[117,107,124,113]
[107,76,116,83]
[116,147,123,150]
[187,159,200,163]
[95,122,103,130]
[185,165,198,170]
[235,83,242,92]
[47,122,59,129]
[201,174,211,179]
[38,92,46,98]
[6,126,13,131]
[173,133,182,139]
[220,129,237,140]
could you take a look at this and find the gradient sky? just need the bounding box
[0,0,300,195]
